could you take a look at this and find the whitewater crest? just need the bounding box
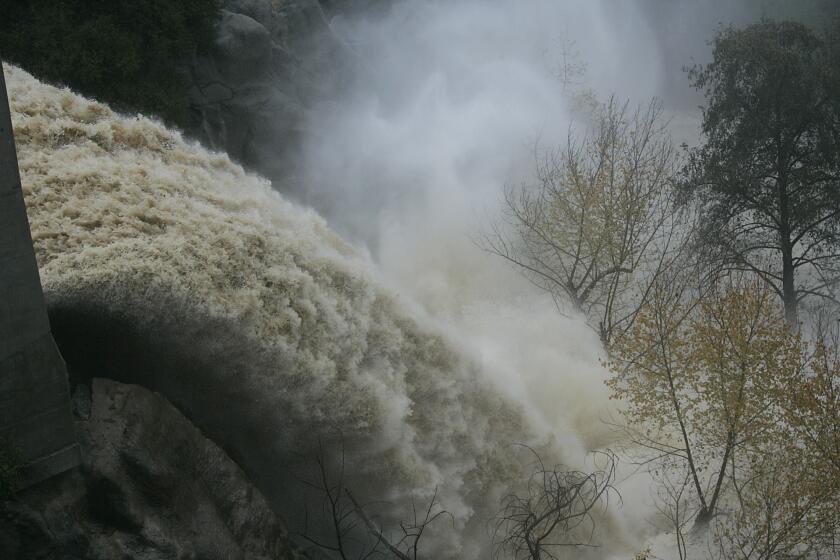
[6,64,553,558]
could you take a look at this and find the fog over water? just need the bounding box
[8,0,831,557]
[9,62,626,559]
[300,0,790,463]
[297,1,829,556]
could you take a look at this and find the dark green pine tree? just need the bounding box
[682,19,840,325]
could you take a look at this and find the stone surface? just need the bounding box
[185,0,357,197]
[0,379,306,560]
[0,67,79,488]
[215,11,274,65]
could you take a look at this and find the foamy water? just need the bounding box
[6,64,654,558]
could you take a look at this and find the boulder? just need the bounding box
[0,379,305,560]
[215,11,274,67]
[186,0,353,196]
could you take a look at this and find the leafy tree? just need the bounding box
[789,338,840,476]
[607,279,801,526]
[484,98,683,345]
[608,277,840,555]
[708,321,840,560]
[0,0,219,127]
[708,448,838,560]
[682,19,840,325]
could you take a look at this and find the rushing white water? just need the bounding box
[293,4,829,559]
[300,3,679,554]
[303,0,665,471]
[7,63,646,559]
[10,3,795,557]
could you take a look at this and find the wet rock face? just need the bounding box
[185,0,395,196]
[0,379,304,560]
[215,11,274,66]
[187,0,351,196]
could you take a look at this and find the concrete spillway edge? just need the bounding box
[0,66,80,488]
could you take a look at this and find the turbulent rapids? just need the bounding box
[6,65,638,559]
[5,0,837,557]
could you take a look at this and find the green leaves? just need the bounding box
[0,0,220,127]
[682,20,840,322]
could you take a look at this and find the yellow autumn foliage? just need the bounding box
[607,279,839,556]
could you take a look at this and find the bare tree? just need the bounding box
[483,97,683,345]
[297,441,451,560]
[491,447,618,560]
[652,469,695,560]
[345,487,452,560]
[547,36,586,92]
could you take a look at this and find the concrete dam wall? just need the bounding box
[0,68,79,487]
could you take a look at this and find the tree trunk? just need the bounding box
[781,242,797,326]
[778,173,797,327]
[692,506,713,532]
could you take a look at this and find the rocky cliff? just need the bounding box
[185,0,395,198]
[0,0,390,201]
[0,379,305,560]
[187,0,349,194]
